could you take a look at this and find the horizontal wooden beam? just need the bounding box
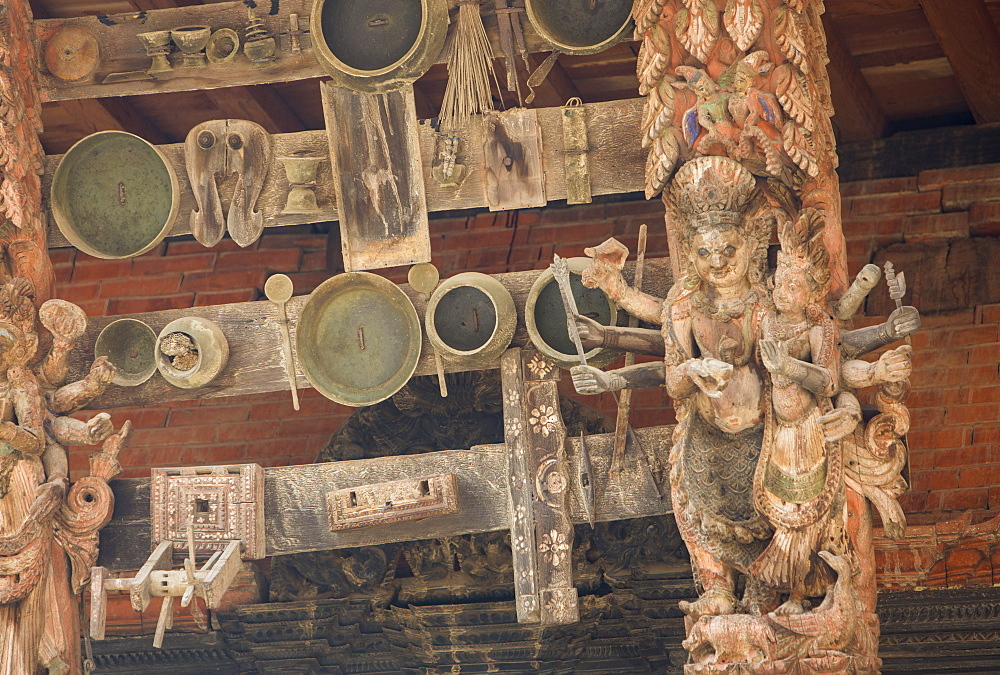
[919,0,1000,124]
[69,259,672,410]
[34,1,550,103]
[43,97,647,249]
[98,425,673,570]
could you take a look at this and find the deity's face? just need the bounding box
[690,228,751,290]
[691,76,716,98]
[732,69,753,94]
[772,264,816,316]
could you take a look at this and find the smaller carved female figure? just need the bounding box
[749,209,848,615]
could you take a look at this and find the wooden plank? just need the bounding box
[43,97,647,249]
[484,108,546,211]
[68,259,673,410]
[96,425,672,570]
[919,0,1000,123]
[822,15,888,142]
[514,349,578,624]
[33,1,550,103]
[501,348,541,622]
[321,83,431,271]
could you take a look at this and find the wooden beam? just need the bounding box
[54,97,171,145]
[33,0,550,103]
[822,14,888,142]
[919,0,1000,123]
[205,86,307,134]
[44,97,647,248]
[67,259,672,410]
[836,121,1000,183]
[97,425,672,570]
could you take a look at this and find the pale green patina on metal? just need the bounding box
[51,130,179,259]
[298,272,422,406]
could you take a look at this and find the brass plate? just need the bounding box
[51,131,179,259]
[297,272,422,406]
[311,0,448,93]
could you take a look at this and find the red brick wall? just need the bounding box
[55,163,1000,528]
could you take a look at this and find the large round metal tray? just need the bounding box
[297,272,422,406]
[311,0,448,93]
[51,130,179,259]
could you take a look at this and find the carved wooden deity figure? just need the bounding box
[0,278,128,674]
[571,156,918,674]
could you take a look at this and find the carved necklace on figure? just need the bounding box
[690,288,759,323]
[767,316,811,341]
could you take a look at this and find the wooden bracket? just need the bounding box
[326,473,459,531]
[151,464,265,560]
[501,348,579,624]
[561,99,592,205]
[321,82,431,272]
[484,108,547,212]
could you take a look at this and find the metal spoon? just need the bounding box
[264,274,299,411]
[408,263,448,398]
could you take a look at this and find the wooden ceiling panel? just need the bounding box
[864,60,969,121]
[829,10,938,57]
[824,0,922,21]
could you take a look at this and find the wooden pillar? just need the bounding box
[0,0,55,304]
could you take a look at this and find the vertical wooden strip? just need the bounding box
[519,349,578,624]
[321,82,431,271]
[500,348,540,622]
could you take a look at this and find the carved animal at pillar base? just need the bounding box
[682,554,880,674]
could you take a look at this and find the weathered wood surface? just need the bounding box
[44,97,647,249]
[501,349,542,622]
[868,237,1000,316]
[69,259,672,410]
[321,84,430,271]
[97,424,673,571]
[33,1,551,103]
[484,109,546,211]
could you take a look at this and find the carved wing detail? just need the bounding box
[775,64,814,129]
[634,0,670,38]
[723,0,763,52]
[782,121,819,177]
[676,0,721,63]
[774,5,810,74]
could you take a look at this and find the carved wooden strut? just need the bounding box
[0,2,129,672]
[567,1,920,672]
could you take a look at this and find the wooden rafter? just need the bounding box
[919,0,1000,124]
[822,14,888,142]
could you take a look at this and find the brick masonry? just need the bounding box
[55,164,1000,536]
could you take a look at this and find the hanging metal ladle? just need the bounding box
[265,273,299,411]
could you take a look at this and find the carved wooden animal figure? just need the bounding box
[683,613,777,665]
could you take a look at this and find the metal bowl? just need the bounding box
[155,316,229,389]
[94,318,158,387]
[525,257,622,368]
[426,272,516,369]
[297,272,422,406]
[51,130,179,259]
[526,0,633,55]
[311,0,448,93]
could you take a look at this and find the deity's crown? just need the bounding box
[668,156,757,235]
[777,208,830,290]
